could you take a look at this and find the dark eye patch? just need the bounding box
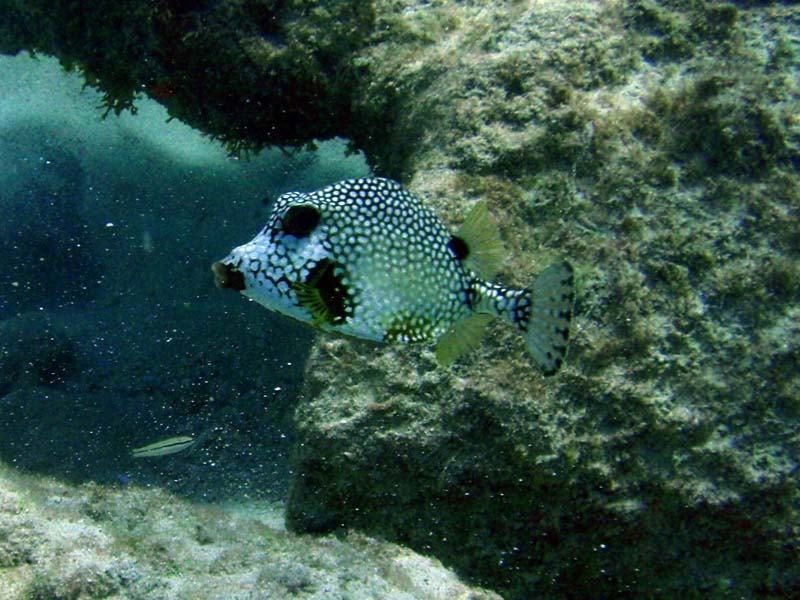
[282,205,321,238]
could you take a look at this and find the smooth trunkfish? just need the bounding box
[213,177,574,374]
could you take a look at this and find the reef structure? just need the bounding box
[0,0,375,156]
[2,1,798,599]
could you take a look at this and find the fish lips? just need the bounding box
[212,261,246,291]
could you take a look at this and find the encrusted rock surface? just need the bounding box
[0,464,500,600]
[2,1,799,599]
[289,2,800,598]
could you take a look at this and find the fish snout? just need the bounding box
[212,261,246,291]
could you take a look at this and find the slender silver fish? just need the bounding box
[131,435,195,458]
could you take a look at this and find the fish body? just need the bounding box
[213,177,574,373]
[131,435,195,458]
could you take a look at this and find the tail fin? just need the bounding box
[520,262,574,374]
[476,262,574,374]
[473,262,575,375]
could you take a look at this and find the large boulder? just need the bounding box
[287,2,800,598]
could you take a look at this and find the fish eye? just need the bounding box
[282,205,321,238]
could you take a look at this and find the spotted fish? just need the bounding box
[212,178,574,374]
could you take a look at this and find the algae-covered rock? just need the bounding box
[0,463,499,600]
[288,2,800,599]
[0,0,375,153]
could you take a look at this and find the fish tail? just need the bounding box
[475,261,574,374]
[520,261,574,374]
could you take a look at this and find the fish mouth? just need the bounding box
[212,261,245,291]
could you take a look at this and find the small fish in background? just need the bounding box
[141,228,154,254]
[131,435,195,458]
[213,178,574,374]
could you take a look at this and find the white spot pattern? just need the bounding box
[219,178,478,341]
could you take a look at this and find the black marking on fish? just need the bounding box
[212,261,245,291]
[447,235,470,260]
[282,204,321,238]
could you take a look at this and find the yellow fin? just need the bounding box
[456,200,505,278]
[435,313,494,366]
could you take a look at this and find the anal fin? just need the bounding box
[435,313,494,366]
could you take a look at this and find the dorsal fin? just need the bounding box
[455,200,505,278]
[435,313,494,366]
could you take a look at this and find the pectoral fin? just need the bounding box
[291,259,352,326]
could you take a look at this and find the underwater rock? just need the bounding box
[0,0,375,155]
[287,2,800,600]
[0,464,500,600]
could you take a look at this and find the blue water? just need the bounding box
[0,53,368,501]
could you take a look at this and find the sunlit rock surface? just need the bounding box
[0,464,499,599]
